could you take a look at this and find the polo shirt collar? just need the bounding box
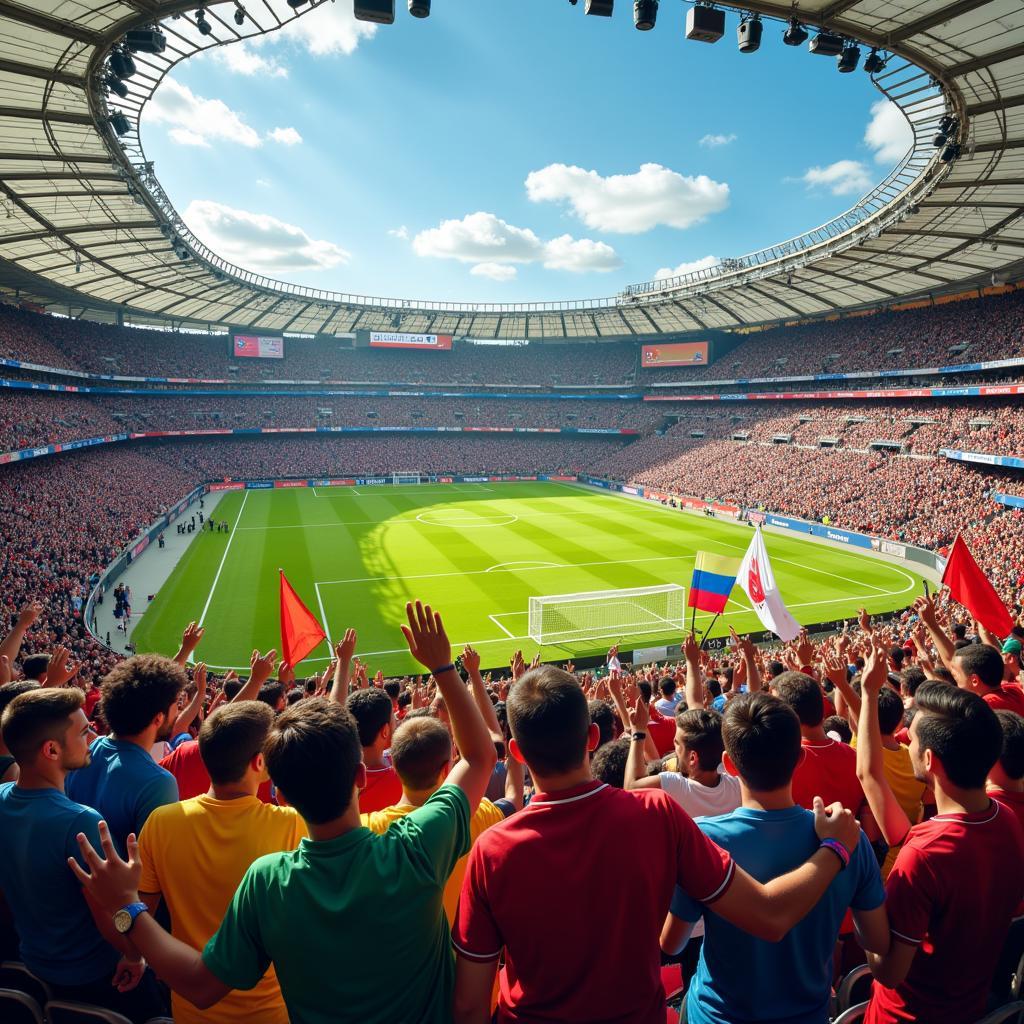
[530,780,607,805]
[298,827,372,856]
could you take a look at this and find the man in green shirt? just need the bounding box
[68,602,497,1024]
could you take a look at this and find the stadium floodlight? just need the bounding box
[837,42,860,73]
[686,5,724,42]
[933,132,948,147]
[106,77,128,99]
[633,0,658,31]
[585,0,614,14]
[196,9,213,34]
[109,111,131,136]
[782,17,807,46]
[234,6,246,25]
[528,584,686,646]
[354,0,395,23]
[863,48,883,73]
[125,28,166,53]
[941,142,961,163]
[737,13,761,53]
[287,0,310,7]
[109,49,136,79]
[409,0,430,16]
[808,31,844,56]
[938,115,956,134]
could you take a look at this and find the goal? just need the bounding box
[392,472,423,485]
[527,584,686,646]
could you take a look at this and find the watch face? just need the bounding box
[114,909,133,934]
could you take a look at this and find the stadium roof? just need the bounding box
[0,0,1022,339]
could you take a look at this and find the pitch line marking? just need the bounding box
[485,561,561,573]
[415,510,519,528]
[197,489,249,631]
[314,582,333,649]
[488,614,517,639]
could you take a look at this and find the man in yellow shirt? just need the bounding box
[136,701,307,1024]
[363,715,513,924]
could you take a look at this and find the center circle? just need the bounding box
[416,510,519,528]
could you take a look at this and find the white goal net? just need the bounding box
[392,472,422,485]
[528,583,686,646]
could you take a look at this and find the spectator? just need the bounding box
[66,654,184,855]
[655,676,683,716]
[345,687,403,813]
[0,680,39,782]
[988,709,1024,829]
[952,643,1024,715]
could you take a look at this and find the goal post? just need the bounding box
[527,583,686,646]
[392,472,423,485]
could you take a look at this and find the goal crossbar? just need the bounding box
[528,583,685,646]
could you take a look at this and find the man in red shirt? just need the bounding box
[988,709,1024,829]
[856,643,1024,1024]
[950,642,1024,714]
[345,688,402,813]
[773,672,867,817]
[451,665,862,1024]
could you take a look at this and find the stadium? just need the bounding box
[0,1,1023,1023]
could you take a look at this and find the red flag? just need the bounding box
[941,534,1013,638]
[279,570,326,667]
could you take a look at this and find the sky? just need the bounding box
[139,0,914,304]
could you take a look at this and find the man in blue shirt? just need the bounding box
[0,688,166,1020]
[67,654,183,855]
[663,692,890,1024]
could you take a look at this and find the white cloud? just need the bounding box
[145,79,262,148]
[183,199,351,274]
[388,225,410,240]
[412,211,621,275]
[267,126,302,146]
[654,255,720,281]
[699,133,736,148]
[211,41,288,78]
[256,178,272,188]
[542,235,621,273]
[801,160,872,196]
[471,262,517,282]
[525,162,729,234]
[865,99,913,165]
[262,0,377,56]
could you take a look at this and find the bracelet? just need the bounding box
[432,663,456,676]
[819,838,850,871]
[631,731,647,742]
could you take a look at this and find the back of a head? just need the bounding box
[383,680,401,701]
[591,736,630,789]
[345,687,392,747]
[675,708,725,771]
[0,680,41,720]
[660,677,675,697]
[722,693,802,792]
[899,666,926,697]
[823,715,853,745]
[637,680,652,703]
[1,688,84,764]
[263,697,361,824]
[953,643,1004,691]
[952,622,968,641]
[914,681,1002,789]
[877,686,905,736]
[223,679,243,700]
[199,701,274,785]
[257,682,285,709]
[767,660,785,680]
[507,665,590,777]
[390,716,452,791]
[100,654,187,736]
[21,654,50,682]
[994,710,1024,782]
[889,646,905,670]
[773,671,824,727]
[588,699,615,750]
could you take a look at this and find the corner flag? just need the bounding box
[737,526,800,642]
[279,570,327,667]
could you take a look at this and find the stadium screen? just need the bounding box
[641,341,709,368]
[233,335,284,359]
[369,332,453,351]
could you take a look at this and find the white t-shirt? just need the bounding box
[654,693,682,717]
[659,770,742,819]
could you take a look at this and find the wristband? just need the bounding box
[631,731,647,742]
[432,663,456,676]
[819,838,850,871]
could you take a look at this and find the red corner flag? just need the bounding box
[279,570,327,667]
[942,534,1013,639]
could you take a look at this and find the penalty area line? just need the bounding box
[197,489,249,632]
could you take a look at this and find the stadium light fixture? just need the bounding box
[782,17,807,46]
[288,0,310,7]
[941,142,961,163]
[106,77,128,99]
[938,115,956,135]
[585,0,614,14]
[837,42,860,73]
[686,5,724,42]
[737,13,761,53]
[233,5,246,25]
[633,0,658,30]
[125,28,166,53]
[933,132,948,147]
[808,31,844,57]
[109,111,131,136]
[109,49,136,79]
[409,0,430,16]
[196,9,213,35]
[863,48,883,74]
[354,0,394,22]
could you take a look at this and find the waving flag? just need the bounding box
[688,552,742,615]
[737,526,800,642]
[942,534,1013,638]
[280,570,327,667]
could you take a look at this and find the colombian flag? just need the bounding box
[688,551,742,615]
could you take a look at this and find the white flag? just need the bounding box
[737,525,800,642]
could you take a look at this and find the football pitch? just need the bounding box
[130,481,929,676]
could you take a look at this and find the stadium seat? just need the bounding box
[835,964,873,1013]
[0,962,51,1007]
[974,1003,1024,1024]
[832,1001,868,1023]
[45,1000,133,1024]
[0,987,45,1024]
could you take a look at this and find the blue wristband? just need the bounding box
[432,663,456,676]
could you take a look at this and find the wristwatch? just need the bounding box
[113,902,149,934]
[631,731,647,742]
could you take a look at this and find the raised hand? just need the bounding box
[335,628,357,666]
[861,638,888,696]
[278,660,296,688]
[683,631,700,663]
[67,821,141,914]
[0,655,9,685]
[400,601,452,672]
[17,601,43,629]
[181,621,205,653]
[628,694,650,733]
[511,649,526,681]
[795,629,815,667]
[564,660,575,675]
[462,644,481,676]
[43,645,80,687]
[249,648,277,688]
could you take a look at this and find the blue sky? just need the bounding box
[140,0,912,303]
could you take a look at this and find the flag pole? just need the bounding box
[689,602,696,638]
[699,613,721,651]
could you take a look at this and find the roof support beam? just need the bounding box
[0,2,102,44]
[966,92,1024,118]
[0,58,85,88]
[888,0,997,44]
[0,106,93,126]
[951,43,1024,78]
[0,220,155,245]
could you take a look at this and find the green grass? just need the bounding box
[130,481,928,675]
